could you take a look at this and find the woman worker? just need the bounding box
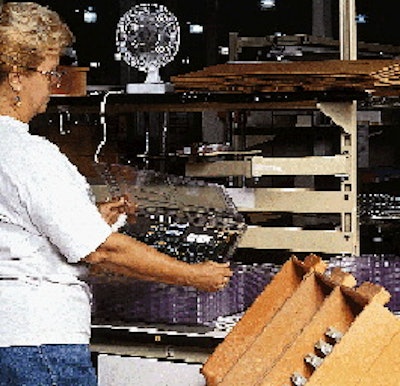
[0,3,232,385]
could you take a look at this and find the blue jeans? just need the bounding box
[0,344,97,386]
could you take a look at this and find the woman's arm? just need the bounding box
[84,232,232,292]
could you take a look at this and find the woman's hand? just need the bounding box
[97,196,137,226]
[190,261,233,292]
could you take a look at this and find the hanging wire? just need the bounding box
[94,90,123,163]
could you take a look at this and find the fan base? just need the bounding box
[126,82,174,94]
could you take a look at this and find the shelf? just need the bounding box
[46,89,368,114]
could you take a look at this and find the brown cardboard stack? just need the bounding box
[202,255,400,386]
[171,60,400,94]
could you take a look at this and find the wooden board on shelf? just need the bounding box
[172,60,400,95]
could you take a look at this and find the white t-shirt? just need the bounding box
[0,115,112,346]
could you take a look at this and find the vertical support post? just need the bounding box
[318,101,359,256]
[339,0,357,60]
[338,0,358,254]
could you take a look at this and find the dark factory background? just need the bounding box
[26,0,400,85]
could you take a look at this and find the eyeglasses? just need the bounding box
[29,69,64,88]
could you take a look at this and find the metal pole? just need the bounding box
[339,0,357,60]
[337,0,359,254]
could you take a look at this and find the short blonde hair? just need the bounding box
[0,2,74,82]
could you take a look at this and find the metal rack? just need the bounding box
[183,99,359,256]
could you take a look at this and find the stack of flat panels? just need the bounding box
[171,60,400,94]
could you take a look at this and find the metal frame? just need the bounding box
[186,101,359,255]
